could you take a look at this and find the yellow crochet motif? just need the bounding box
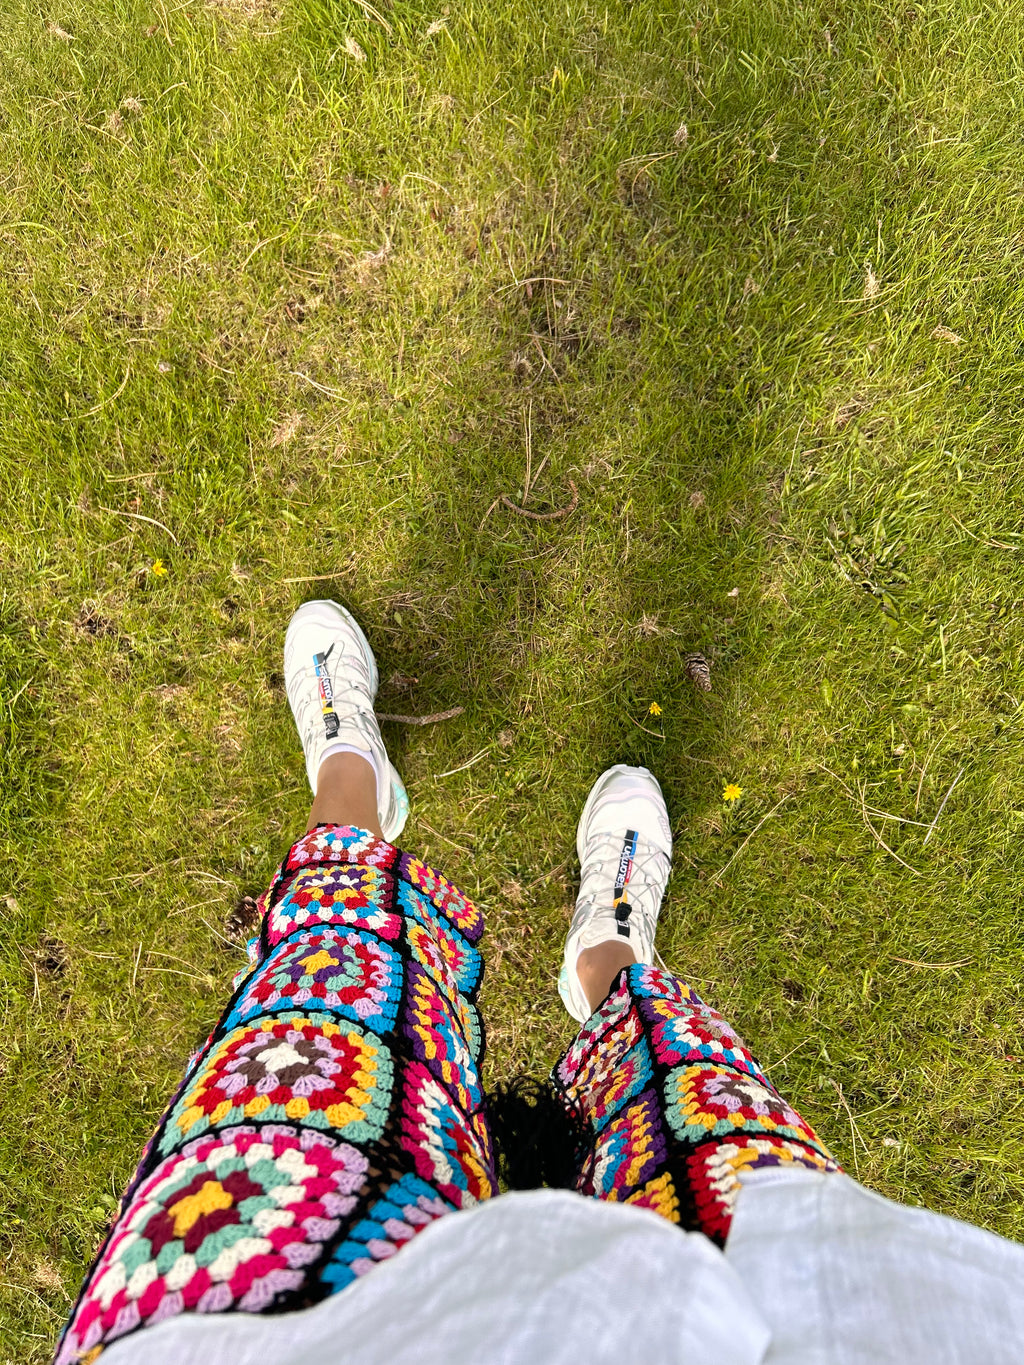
[170,1179,233,1237]
[627,1171,679,1222]
[299,949,340,973]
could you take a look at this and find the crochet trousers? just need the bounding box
[57,824,837,1364]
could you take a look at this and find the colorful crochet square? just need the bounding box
[555,971,636,1082]
[663,1064,825,1149]
[630,962,705,1007]
[555,976,646,1134]
[553,961,838,1245]
[642,996,768,1085]
[398,853,484,943]
[158,1014,395,1153]
[399,1059,495,1205]
[266,865,402,948]
[279,825,399,876]
[403,962,483,1111]
[57,826,490,1364]
[399,882,482,997]
[322,1171,456,1291]
[222,928,403,1035]
[54,1124,370,1365]
[586,1088,668,1199]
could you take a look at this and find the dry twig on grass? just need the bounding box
[892,957,970,971]
[923,767,965,844]
[97,505,179,544]
[830,1078,868,1178]
[501,479,579,521]
[376,706,464,725]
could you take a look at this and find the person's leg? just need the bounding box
[307,750,382,837]
[56,603,492,1365]
[577,941,634,1014]
[553,765,839,1246]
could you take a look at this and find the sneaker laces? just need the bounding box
[573,829,669,952]
[295,642,375,739]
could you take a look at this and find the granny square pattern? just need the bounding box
[222,929,403,1035]
[56,825,489,1365]
[58,820,842,1364]
[554,961,840,1245]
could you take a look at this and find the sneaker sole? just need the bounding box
[382,761,410,842]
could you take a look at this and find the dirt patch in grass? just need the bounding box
[205,0,281,19]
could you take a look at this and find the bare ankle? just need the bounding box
[577,941,636,1015]
[306,751,382,838]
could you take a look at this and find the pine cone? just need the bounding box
[225,895,261,940]
[685,652,712,692]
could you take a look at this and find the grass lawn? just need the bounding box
[3,0,1024,1355]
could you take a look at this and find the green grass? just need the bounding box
[3,0,1024,1354]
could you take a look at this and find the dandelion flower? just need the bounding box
[648,701,663,717]
[722,782,743,803]
[151,558,168,577]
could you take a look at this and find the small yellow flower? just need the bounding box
[648,701,662,717]
[151,558,168,577]
[722,783,743,803]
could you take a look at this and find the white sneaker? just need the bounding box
[558,765,673,1023]
[283,599,409,842]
